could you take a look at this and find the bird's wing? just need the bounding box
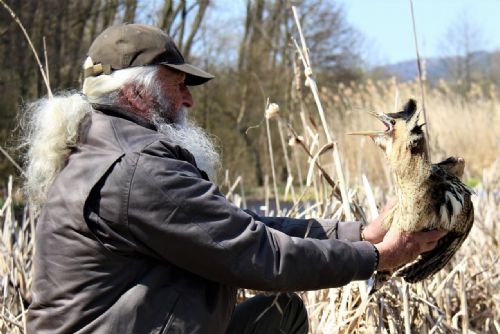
[397,192,474,283]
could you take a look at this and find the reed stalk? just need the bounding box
[0,0,52,98]
[291,5,353,220]
[265,102,281,213]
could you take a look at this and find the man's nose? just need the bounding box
[182,85,193,108]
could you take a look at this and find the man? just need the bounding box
[24,24,445,333]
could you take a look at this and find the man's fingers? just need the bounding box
[378,229,448,270]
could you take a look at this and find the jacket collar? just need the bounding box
[90,103,210,181]
[92,103,157,132]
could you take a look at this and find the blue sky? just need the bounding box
[336,0,500,65]
[209,0,500,66]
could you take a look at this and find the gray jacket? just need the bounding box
[27,106,377,334]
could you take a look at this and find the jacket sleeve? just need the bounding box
[126,149,376,291]
[243,210,364,242]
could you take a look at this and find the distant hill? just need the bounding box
[375,51,492,82]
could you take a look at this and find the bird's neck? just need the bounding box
[388,153,431,231]
[390,152,431,194]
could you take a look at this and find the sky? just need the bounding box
[336,0,500,65]
[209,0,500,67]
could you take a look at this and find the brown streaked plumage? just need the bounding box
[350,99,474,285]
[435,156,465,179]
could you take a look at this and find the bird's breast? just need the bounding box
[394,174,472,233]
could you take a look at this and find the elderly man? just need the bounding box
[24,24,445,333]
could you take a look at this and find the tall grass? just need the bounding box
[0,176,33,333]
[0,4,498,332]
[251,76,499,332]
[1,90,499,333]
[1,78,498,333]
[327,79,499,185]
[299,157,500,333]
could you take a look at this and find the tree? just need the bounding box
[0,0,363,186]
[0,0,211,177]
[158,0,210,60]
[191,0,364,186]
[440,12,485,94]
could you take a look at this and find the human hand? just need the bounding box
[362,198,397,244]
[375,228,447,271]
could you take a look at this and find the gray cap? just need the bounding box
[85,24,214,86]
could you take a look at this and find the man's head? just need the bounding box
[107,65,194,124]
[83,23,212,123]
[22,24,220,209]
[82,24,220,179]
[84,24,214,86]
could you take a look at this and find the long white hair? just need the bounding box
[22,60,155,209]
[22,93,91,209]
[22,58,220,210]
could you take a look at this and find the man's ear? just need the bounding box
[118,83,152,117]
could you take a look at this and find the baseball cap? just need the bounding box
[85,24,214,86]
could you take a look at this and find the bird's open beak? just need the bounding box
[347,111,394,136]
[347,130,383,137]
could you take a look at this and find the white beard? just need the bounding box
[23,73,221,209]
[152,108,221,182]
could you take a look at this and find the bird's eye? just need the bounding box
[390,120,396,125]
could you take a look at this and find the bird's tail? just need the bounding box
[397,229,469,283]
[399,192,474,283]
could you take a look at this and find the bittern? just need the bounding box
[350,99,474,283]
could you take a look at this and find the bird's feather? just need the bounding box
[397,167,474,282]
[357,100,474,291]
[398,201,473,282]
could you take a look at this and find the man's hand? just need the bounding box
[375,228,447,271]
[362,198,397,244]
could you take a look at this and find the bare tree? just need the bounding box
[191,0,362,186]
[440,12,485,93]
[0,0,362,185]
[124,0,138,23]
[100,0,120,29]
[300,0,363,84]
[158,0,209,60]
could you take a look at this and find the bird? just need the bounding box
[349,99,474,285]
[435,156,465,179]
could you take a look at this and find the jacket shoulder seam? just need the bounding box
[109,117,163,153]
[124,152,141,232]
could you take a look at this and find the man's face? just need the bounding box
[151,70,221,180]
[156,66,193,119]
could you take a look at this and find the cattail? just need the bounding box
[265,102,280,119]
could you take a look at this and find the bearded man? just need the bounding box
[24,24,445,334]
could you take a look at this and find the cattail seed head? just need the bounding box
[265,103,280,119]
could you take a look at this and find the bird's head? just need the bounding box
[349,99,427,162]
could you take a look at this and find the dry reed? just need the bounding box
[1,4,499,334]
[1,85,499,334]
[243,91,499,332]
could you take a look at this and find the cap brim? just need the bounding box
[161,63,214,86]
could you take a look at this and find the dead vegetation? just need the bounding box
[0,2,499,334]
